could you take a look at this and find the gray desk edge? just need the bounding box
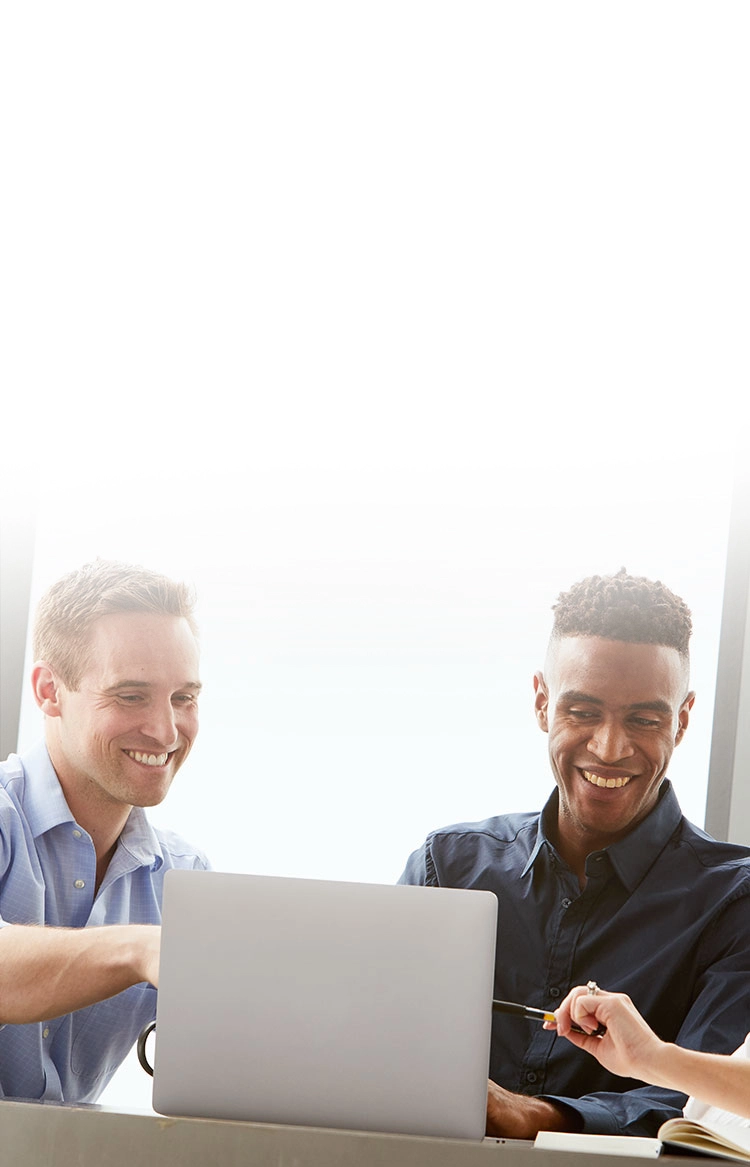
[0,1098,692,1167]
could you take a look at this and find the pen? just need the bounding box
[492,999,606,1036]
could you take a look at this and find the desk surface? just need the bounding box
[0,1098,694,1167]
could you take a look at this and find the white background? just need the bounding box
[4,0,748,1113]
[16,454,736,1111]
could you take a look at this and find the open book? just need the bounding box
[535,1116,750,1162]
[658,1116,750,1163]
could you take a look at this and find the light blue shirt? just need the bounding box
[0,741,209,1103]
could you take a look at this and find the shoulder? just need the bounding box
[663,819,750,914]
[153,826,211,870]
[0,754,26,803]
[673,816,750,873]
[419,810,541,872]
[425,810,540,847]
[399,810,542,888]
[0,756,29,841]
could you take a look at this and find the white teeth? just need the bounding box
[126,751,168,767]
[582,770,631,789]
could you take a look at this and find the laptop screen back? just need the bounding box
[151,869,497,1139]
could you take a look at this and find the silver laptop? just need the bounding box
[150,869,497,1139]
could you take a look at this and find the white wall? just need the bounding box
[18,458,734,873]
[16,453,734,1111]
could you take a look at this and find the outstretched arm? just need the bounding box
[553,985,750,1121]
[0,923,160,1024]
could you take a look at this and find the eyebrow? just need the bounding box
[558,690,603,706]
[558,690,671,715]
[628,699,673,715]
[102,681,203,694]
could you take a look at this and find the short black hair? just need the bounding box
[551,568,692,658]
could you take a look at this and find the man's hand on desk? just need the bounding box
[486,1080,574,1139]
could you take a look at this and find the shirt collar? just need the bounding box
[520,794,559,876]
[20,740,76,838]
[521,779,683,889]
[604,780,682,890]
[116,806,165,871]
[20,739,163,871]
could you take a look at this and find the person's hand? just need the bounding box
[549,985,666,1082]
[486,1080,572,1139]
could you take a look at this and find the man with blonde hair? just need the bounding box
[0,559,208,1103]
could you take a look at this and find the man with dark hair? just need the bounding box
[0,560,208,1103]
[400,568,750,1139]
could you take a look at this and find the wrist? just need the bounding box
[508,1097,579,1139]
[106,924,159,986]
[532,1098,583,1135]
[641,1038,678,1091]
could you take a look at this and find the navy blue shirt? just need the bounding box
[399,781,750,1136]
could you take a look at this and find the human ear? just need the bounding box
[31,663,64,717]
[674,691,696,746]
[534,672,550,733]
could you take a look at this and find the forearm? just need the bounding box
[499,1097,577,1139]
[644,1042,750,1121]
[486,1080,582,1138]
[0,923,160,1024]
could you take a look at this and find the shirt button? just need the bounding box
[42,1027,50,1039]
[526,1071,538,1084]
[549,987,561,998]
[74,879,85,889]
[72,829,82,839]
[561,898,572,909]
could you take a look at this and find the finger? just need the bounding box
[555,985,591,1035]
[558,1028,591,1051]
[571,993,608,1034]
[571,992,605,1020]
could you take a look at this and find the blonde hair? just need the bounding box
[33,559,198,689]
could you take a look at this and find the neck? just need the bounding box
[45,737,132,885]
[548,816,622,889]
[66,793,129,890]
[551,831,590,888]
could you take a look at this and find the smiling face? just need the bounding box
[534,636,694,859]
[36,610,201,827]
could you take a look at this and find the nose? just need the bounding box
[140,700,179,749]
[586,719,635,765]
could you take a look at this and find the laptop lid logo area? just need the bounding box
[150,870,498,1140]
